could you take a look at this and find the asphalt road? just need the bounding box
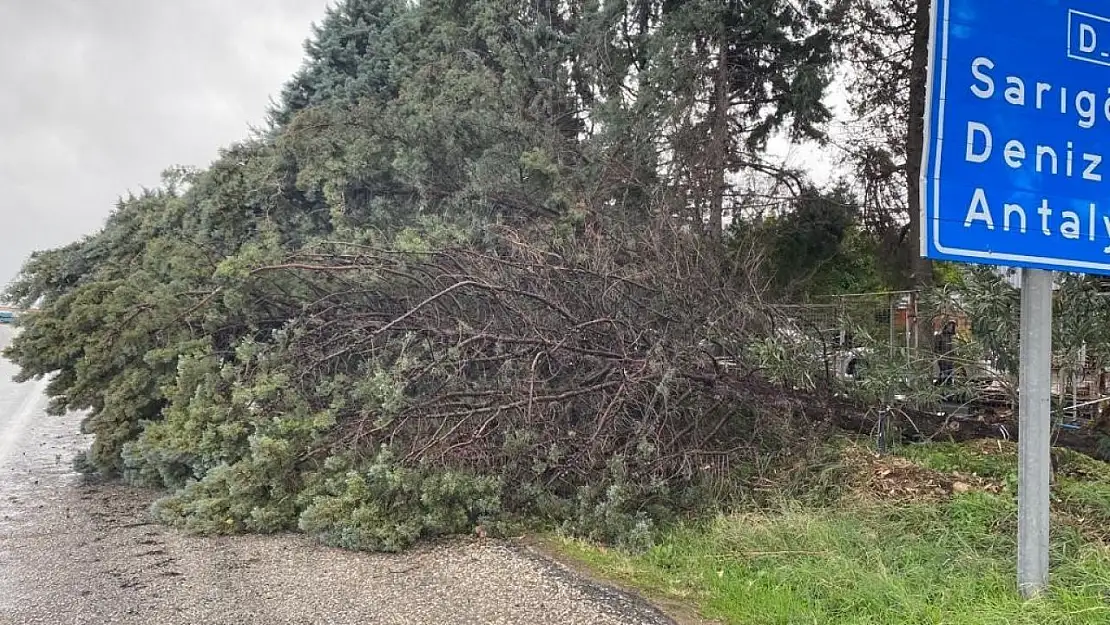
[0,326,677,625]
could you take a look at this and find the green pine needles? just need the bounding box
[4,0,892,552]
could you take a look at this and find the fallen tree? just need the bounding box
[117,215,854,550]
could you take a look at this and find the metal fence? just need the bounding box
[772,291,1110,428]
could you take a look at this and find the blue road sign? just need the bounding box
[922,0,1110,275]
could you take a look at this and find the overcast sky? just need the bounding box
[0,0,332,288]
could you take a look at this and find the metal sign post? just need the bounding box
[921,0,1110,597]
[1017,268,1052,597]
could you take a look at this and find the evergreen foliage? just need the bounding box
[5,0,910,551]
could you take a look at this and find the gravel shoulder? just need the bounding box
[0,327,679,625]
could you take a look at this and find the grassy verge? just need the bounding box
[550,440,1110,624]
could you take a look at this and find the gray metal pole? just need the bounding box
[1018,268,1053,598]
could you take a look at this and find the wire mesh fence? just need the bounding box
[767,291,1110,429]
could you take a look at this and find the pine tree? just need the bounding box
[270,0,413,126]
[830,0,931,288]
[4,0,850,548]
[621,0,835,237]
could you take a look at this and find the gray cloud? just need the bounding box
[0,0,333,288]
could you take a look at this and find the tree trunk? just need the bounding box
[905,0,933,289]
[708,36,729,241]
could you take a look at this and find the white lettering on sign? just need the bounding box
[969,56,1110,130]
[963,189,1110,253]
[1080,23,1098,53]
[962,120,1103,181]
[957,52,1110,255]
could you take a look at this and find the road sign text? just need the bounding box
[922,1,1110,274]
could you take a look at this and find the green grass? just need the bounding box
[898,440,1017,482]
[552,441,1110,624]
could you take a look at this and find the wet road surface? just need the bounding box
[0,326,676,625]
